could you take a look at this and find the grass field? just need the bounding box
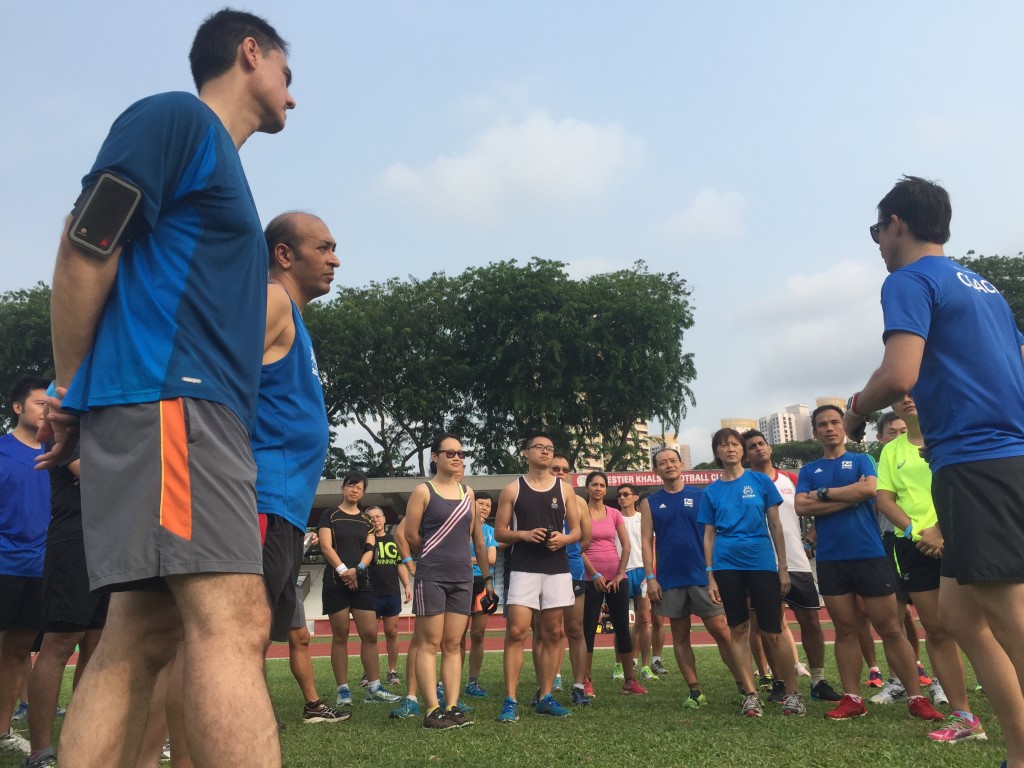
[3,645,1006,768]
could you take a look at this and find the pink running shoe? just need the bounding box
[621,678,648,696]
[928,713,987,743]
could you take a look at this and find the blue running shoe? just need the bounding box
[11,703,28,722]
[571,687,592,706]
[553,673,563,692]
[389,698,420,719]
[497,697,519,723]
[454,700,475,714]
[437,682,446,711]
[365,685,401,704]
[530,688,541,707]
[337,686,353,707]
[464,681,487,698]
[535,694,571,718]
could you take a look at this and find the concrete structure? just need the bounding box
[720,417,758,433]
[650,434,691,470]
[577,419,653,472]
[759,410,799,445]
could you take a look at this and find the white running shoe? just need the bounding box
[0,729,30,756]
[929,679,949,707]
[869,678,908,704]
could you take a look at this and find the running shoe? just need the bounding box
[866,667,884,688]
[571,687,592,706]
[437,682,447,710]
[387,670,401,687]
[767,679,787,704]
[757,675,774,694]
[359,673,369,688]
[740,692,763,717]
[683,689,707,709]
[870,678,907,704]
[422,707,457,730]
[21,754,57,768]
[583,677,595,697]
[446,706,473,728]
[0,729,29,756]
[161,739,171,762]
[454,700,475,714]
[497,697,519,723]
[464,681,487,698]
[11,703,28,722]
[530,688,541,707]
[651,659,669,676]
[782,692,807,716]
[930,679,949,707]
[639,665,659,682]
[337,686,353,707]
[621,678,648,695]
[917,662,933,687]
[927,713,987,743]
[55,707,66,718]
[553,673,563,692]
[907,695,944,721]
[303,699,352,723]
[365,685,401,704]
[810,679,843,702]
[389,698,420,719]
[795,662,811,678]
[535,694,571,718]
[612,663,625,680]
[824,694,867,720]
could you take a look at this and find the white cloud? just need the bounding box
[379,112,643,222]
[656,188,746,243]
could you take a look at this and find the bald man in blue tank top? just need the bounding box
[494,431,582,722]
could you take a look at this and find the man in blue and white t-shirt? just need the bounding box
[844,175,1024,761]
[795,405,941,724]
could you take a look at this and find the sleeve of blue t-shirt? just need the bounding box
[760,473,784,508]
[795,466,812,495]
[696,487,715,526]
[880,269,935,343]
[856,452,878,478]
[84,93,214,233]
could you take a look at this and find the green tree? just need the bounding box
[959,251,1024,328]
[0,283,54,432]
[306,272,473,477]
[767,439,823,469]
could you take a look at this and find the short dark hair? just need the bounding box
[521,431,553,451]
[877,175,951,245]
[710,428,743,468]
[875,410,901,438]
[342,470,368,489]
[741,429,767,450]
[652,446,682,469]
[811,404,844,429]
[189,9,289,91]
[585,471,608,488]
[618,483,641,497]
[265,211,312,267]
[552,452,573,471]
[474,492,492,504]
[9,376,50,411]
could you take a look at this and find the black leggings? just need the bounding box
[583,581,633,655]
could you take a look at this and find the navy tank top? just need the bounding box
[509,476,569,575]
[415,482,473,584]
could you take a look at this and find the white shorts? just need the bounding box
[506,571,574,611]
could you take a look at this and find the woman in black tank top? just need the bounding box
[404,434,495,729]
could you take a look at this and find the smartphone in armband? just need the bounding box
[68,173,142,257]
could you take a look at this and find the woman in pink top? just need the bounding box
[580,471,647,696]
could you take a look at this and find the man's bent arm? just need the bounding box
[51,222,121,387]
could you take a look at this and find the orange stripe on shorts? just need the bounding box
[159,399,192,541]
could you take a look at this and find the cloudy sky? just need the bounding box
[5,2,1023,464]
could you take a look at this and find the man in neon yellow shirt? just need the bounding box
[877,394,987,743]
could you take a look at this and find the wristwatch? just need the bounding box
[816,487,830,501]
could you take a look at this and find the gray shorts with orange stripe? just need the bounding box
[79,398,263,592]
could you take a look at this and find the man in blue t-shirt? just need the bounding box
[795,405,941,724]
[39,11,296,766]
[844,175,1024,760]
[641,447,747,709]
[0,378,50,756]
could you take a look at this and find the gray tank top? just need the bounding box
[414,482,473,583]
